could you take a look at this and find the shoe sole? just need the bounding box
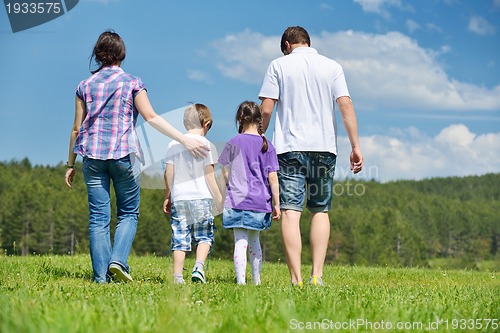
[109,264,133,283]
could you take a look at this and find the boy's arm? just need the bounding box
[204,164,223,214]
[163,164,174,214]
[268,171,281,220]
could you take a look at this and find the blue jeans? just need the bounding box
[82,155,141,283]
[277,151,337,212]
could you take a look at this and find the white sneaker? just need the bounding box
[191,267,206,283]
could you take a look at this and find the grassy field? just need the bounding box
[0,255,498,333]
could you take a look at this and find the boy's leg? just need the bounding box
[234,228,249,285]
[170,201,191,284]
[191,199,214,283]
[193,243,211,272]
[247,229,262,285]
[173,250,186,284]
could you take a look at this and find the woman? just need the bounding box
[65,30,208,283]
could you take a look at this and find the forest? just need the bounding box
[0,158,498,270]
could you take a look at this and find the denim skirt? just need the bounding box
[222,208,272,231]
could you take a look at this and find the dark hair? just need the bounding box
[280,26,310,53]
[236,101,268,153]
[89,30,126,74]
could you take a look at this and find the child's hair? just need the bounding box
[183,103,213,131]
[236,101,268,153]
[90,30,126,74]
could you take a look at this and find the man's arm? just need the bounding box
[260,98,277,133]
[337,96,363,174]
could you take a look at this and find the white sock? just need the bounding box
[233,229,248,284]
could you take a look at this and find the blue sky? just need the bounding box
[0,0,499,182]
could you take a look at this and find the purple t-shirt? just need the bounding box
[218,133,279,212]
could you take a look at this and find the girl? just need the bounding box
[65,30,208,283]
[218,101,280,285]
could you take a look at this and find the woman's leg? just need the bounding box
[82,157,112,283]
[109,155,140,274]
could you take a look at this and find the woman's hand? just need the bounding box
[181,135,210,158]
[65,168,75,189]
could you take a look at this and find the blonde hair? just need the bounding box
[183,103,213,130]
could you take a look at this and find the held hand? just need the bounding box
[214,196,224,215]
[350,147,364,174]
[65,168,75,189]
[182,136,210,158]
[272,203,281,220]
[163,198,171,214]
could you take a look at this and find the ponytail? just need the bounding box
[258,119,268,153]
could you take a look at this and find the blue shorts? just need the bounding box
[277,151,337,212]
[170,199,214,252]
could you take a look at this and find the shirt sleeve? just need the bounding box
[132,76,147,98]
[165,142,176,165]
[204,140,217,167]
[218,142,231,167]
[332,65,350,100]
[258,61,280,100]
[75,80,85,100]
[265,144,280,173]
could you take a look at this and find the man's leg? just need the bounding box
[281,209,303,284]
[310,212,330,278]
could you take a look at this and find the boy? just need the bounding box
[163,104,223,284]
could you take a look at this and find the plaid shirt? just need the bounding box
[74,66,146,162]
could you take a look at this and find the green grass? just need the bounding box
[0,255,498,333]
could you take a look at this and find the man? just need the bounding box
[259,26,363,286]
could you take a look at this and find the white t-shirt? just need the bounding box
[258,47,350,155]
[165,134,217,202]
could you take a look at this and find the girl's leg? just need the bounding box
[248,230,262,285]
[233,228,248,284]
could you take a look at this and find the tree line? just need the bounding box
[0,158,498,269]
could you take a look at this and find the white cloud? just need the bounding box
[468,16,496,35]
[187,69,214,85]
[212,29,281,85]
[494,0,500,8]
[353,0,412,19]
[335,124,500,182]
[211,29,500,111]
[406,19,421,33]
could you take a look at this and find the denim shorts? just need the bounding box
[277,151,337,212]
[222,208,272,231]
[170,199,214,252]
